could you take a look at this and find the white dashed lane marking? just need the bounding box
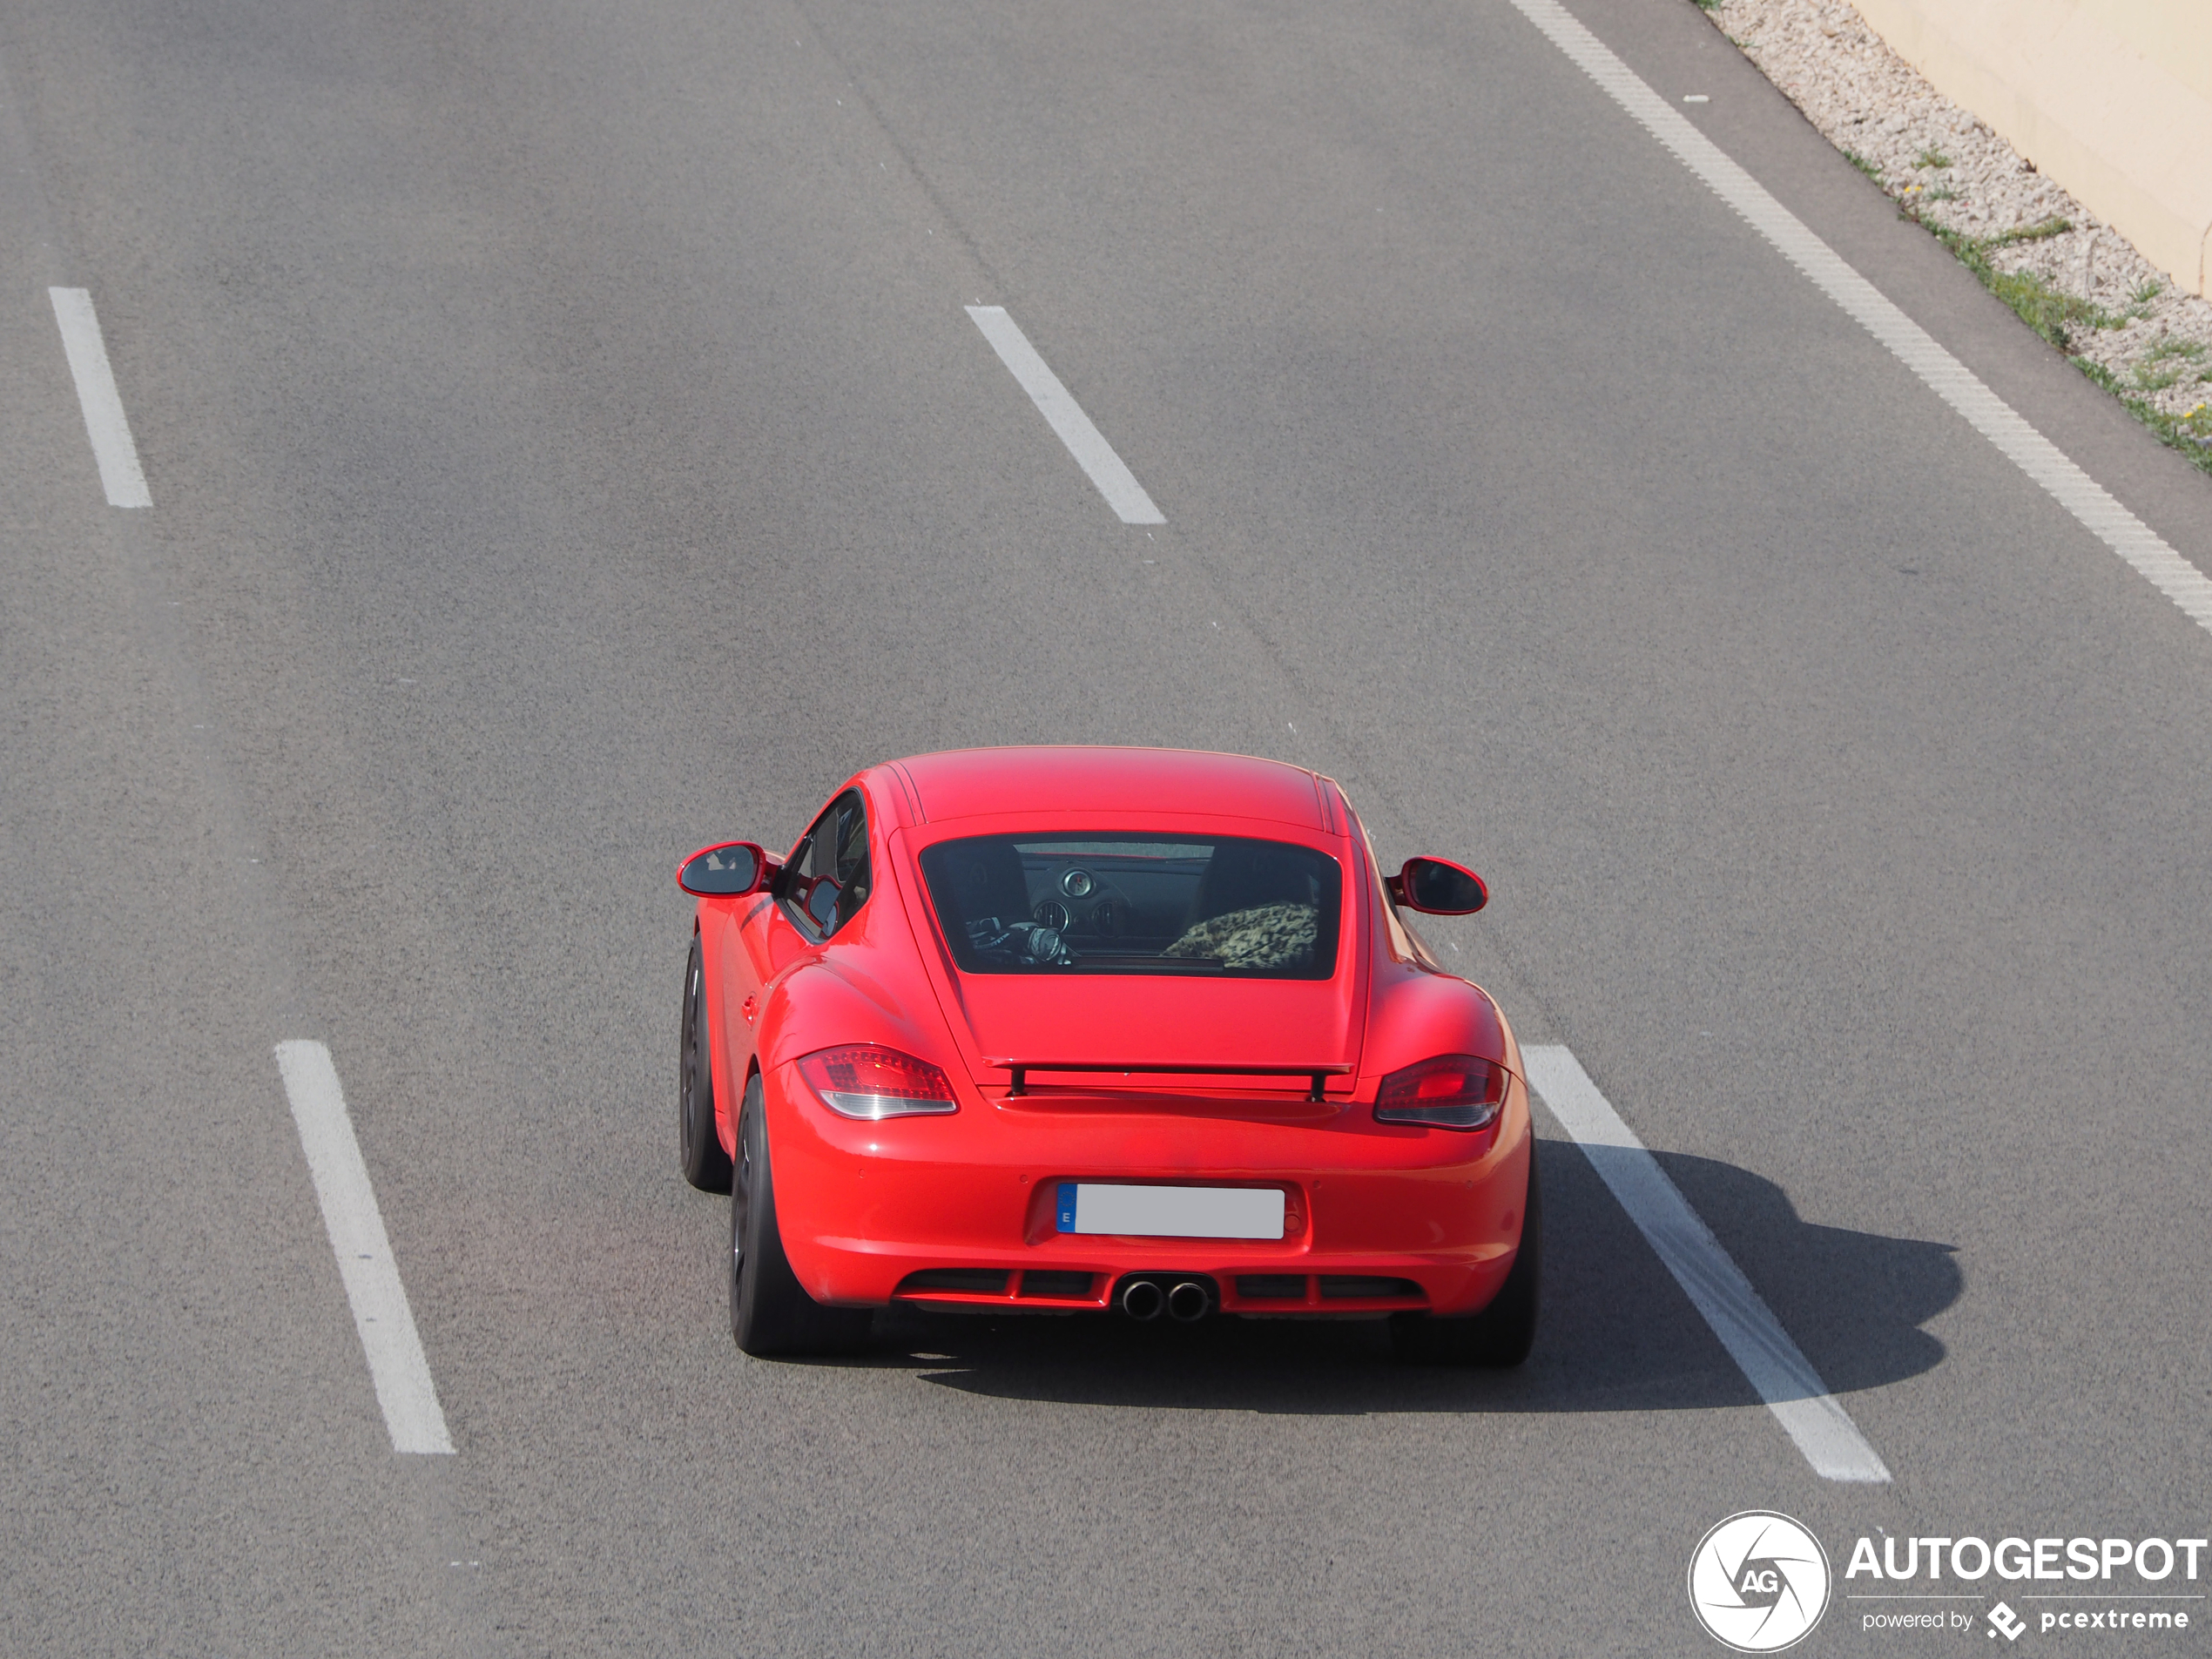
[1523,1044,1892,1484]
[965,305,1165,524]
[274,1041,455,1455]
[48,287,151,509]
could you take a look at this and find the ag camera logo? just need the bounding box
[1689,1512,1833,1652]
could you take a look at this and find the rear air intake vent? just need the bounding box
[898,1269,1010,1296]
[1318,1276,1423,1300]
[1017,1271,1096,1299]
[1235,1275,1309,1300]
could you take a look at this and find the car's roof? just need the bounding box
[888,746,1332,831]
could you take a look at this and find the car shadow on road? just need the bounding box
[854,1138,1959,1417]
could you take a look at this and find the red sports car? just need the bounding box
[676,746,1538,1364]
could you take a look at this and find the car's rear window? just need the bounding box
[917,833,1342,978]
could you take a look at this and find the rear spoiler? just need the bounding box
[992,1062,1353,1103]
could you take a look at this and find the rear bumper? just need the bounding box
[764,1061,1534,1318]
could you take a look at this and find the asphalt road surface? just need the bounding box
[3,0,2209,1654]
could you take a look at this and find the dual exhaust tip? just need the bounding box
[1119,1276,1214,1324]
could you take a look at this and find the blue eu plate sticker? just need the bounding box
[1056,1183,1078,1233]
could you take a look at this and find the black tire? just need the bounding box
[730,1075,873,1357]
[1391,1147,1541,1366]
[679,933,734,1193]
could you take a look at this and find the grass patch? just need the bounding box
[1981,269,2114,352]
[1844,149,1883,182]
[1896,204,2212,475]
[2133,341,2209,395]
[2130,279,2165,307]
[1981,215,2072,248]
[2107,388,2212,473]
[2071,362,2212,468]
[1912,214,2114,349]
[1914,146,1952,169]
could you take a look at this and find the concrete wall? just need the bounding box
[1848,0,2212,295]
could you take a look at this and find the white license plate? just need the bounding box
[1055,1183,1285,1240]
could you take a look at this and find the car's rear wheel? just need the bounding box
[1391,1149,1541,1366]
[678,932,733,1194]
[730,1075,873,1357]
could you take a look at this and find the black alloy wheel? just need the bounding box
[678,932,733,1193]
[730,1075,873,1358]
[1390,1148,1542,1366]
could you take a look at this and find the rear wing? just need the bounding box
[995,1062,1352,1102]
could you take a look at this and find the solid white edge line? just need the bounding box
[1504,0,2212,634]
[47,287,152,509]
[274,1041,455,1455]
[966,306,1166,524]
[1522,1045,1892,1484]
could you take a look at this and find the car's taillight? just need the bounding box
[797,1046,959,1120]
[1372,1055,1510,1130]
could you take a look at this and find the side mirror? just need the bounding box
[1389,856,1487,915]
[678,841,766,897]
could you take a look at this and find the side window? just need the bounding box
[827,794,872,931]
[776,790,872,941]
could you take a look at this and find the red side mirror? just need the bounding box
[1390,856,1487,915]
[678,841,767,897]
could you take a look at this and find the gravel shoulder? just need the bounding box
[1699,0,2212,475]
